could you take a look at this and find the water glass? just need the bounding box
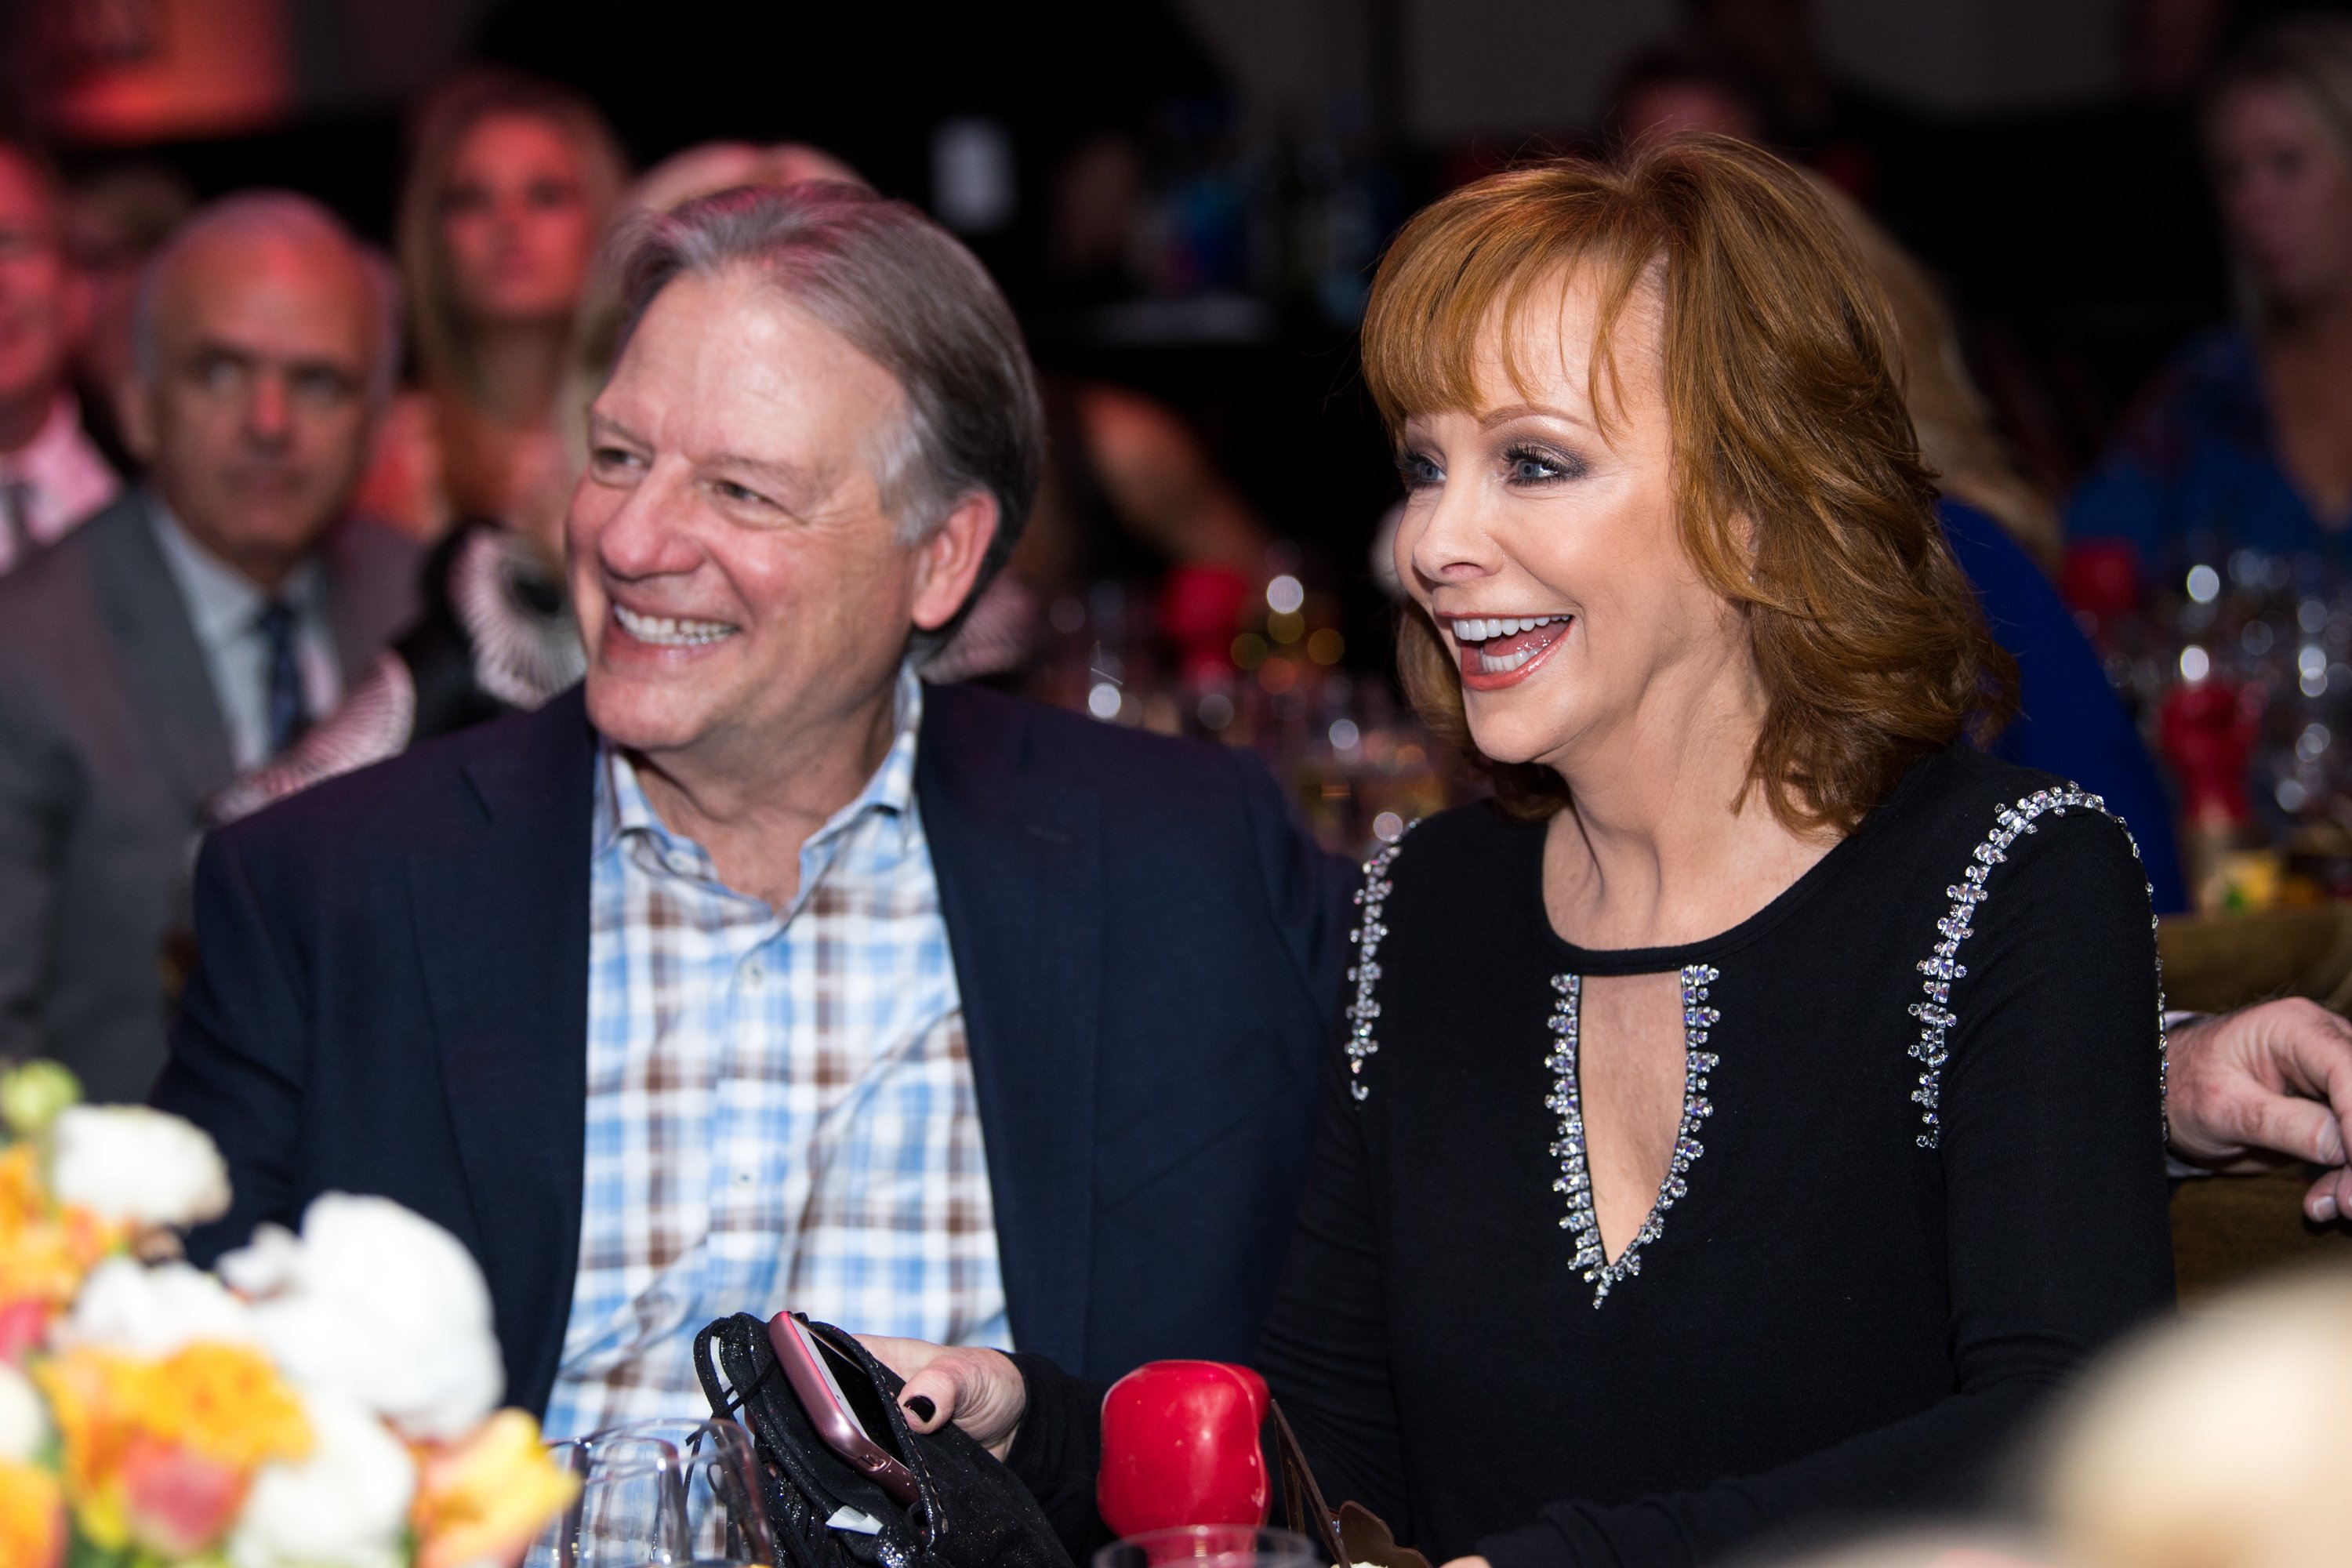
[594,1417,775,1566]
[534,1418,774,1568]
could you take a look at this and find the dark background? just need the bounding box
[11,0,2347,671]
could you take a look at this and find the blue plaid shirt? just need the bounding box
[544,667,1011,1439]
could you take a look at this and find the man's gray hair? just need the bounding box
[611,183,1044,648]
[132,191,402,405]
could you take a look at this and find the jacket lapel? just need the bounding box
[407,687,596,1417]
[86,493,236,810]
[918,683,1103,1370]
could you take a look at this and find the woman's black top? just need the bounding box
[1008,742,2174,1568]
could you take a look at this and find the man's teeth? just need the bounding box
[614,605,736,646]
[1447,614,1566,644]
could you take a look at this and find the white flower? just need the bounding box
[230,1193,503,1441]
[53,1256,257,1357]
[0,1362,46,1462]
[216,1221,303,1298]
[228,1388,416,1568]
[48,1105,230,1227]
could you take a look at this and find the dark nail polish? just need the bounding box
[906,1395,937,1423]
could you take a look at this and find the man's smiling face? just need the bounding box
[569,265,939,776]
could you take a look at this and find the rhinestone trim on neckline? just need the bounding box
[1907,786,2169,1150]
[1546,964,1722,1306]
[1344,827,1415,1102]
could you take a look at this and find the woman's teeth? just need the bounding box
[1478,644,1540,673]
[1447,614,1565,643]
[614,604,736,647]
[1446,613,1570,677]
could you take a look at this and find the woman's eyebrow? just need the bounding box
[1477,401,1595,432]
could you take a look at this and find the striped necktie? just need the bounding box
[255,600,310,757]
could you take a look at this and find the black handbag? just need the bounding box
[695,1312,1076,1568]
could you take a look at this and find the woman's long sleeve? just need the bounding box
[1254,1040,1416,1535]
[1004,1354,1112,1560]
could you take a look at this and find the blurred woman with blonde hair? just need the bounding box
[2072,13,2352,571]
[358,67,627,543]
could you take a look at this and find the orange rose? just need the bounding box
[412,1410,580,1568]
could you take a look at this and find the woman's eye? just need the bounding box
[1502,445,1581,485]
[1396,450,1444,489]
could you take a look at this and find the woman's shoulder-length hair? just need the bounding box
[395,67,630,404]
[1360,134,2016,836]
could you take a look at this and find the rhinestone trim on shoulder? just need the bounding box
[1908,786,2169,1150]
[1343,826,1415,1102]
[1546,964,1722,1306]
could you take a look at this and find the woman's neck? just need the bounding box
[461,318,572,428]
[2259,283,2352,523]
[1540,659,1838,952]
[2267,283,2352,360]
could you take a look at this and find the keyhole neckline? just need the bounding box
[1546,964,1722,1307]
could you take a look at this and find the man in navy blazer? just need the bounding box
[155,184,1349,1425]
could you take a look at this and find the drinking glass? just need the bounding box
[575,1417,775,1568]
[524,1439,592,1568]
[575,1434,691,1568]
[1093,1525,1321,1568]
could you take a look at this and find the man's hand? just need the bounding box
[2166,998,2352,1221]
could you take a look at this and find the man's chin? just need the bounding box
[583,675,712,757]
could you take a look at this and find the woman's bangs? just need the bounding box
[1363,199,1646,437]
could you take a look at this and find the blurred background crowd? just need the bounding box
[15,0,2352,901]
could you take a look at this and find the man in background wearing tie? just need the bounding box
[0,192,418,1101]
[0,140,118,574]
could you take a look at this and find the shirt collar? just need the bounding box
[593,661,928,870]
[146,488,328,653]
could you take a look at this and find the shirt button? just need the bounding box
[733,1169,755,1187]
[743,956,765,985]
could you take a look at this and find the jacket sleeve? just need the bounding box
[0,679,64,1063]
[1225,744,1357,1022]
[149,825,314,1262]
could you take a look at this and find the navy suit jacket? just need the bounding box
[155,681,1353,1416]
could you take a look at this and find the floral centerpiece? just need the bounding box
[0,1062,579,1568]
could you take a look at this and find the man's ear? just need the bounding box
[909,491,1002,632]
[113,373,156,467]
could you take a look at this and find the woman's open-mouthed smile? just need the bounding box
[1442,612,1575,688]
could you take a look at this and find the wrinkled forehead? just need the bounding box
[601,267,909,474]
[1392,251,1667,435]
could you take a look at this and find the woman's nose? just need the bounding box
[1406,479,1504,586]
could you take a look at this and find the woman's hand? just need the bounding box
[856,1335,1029,1461]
